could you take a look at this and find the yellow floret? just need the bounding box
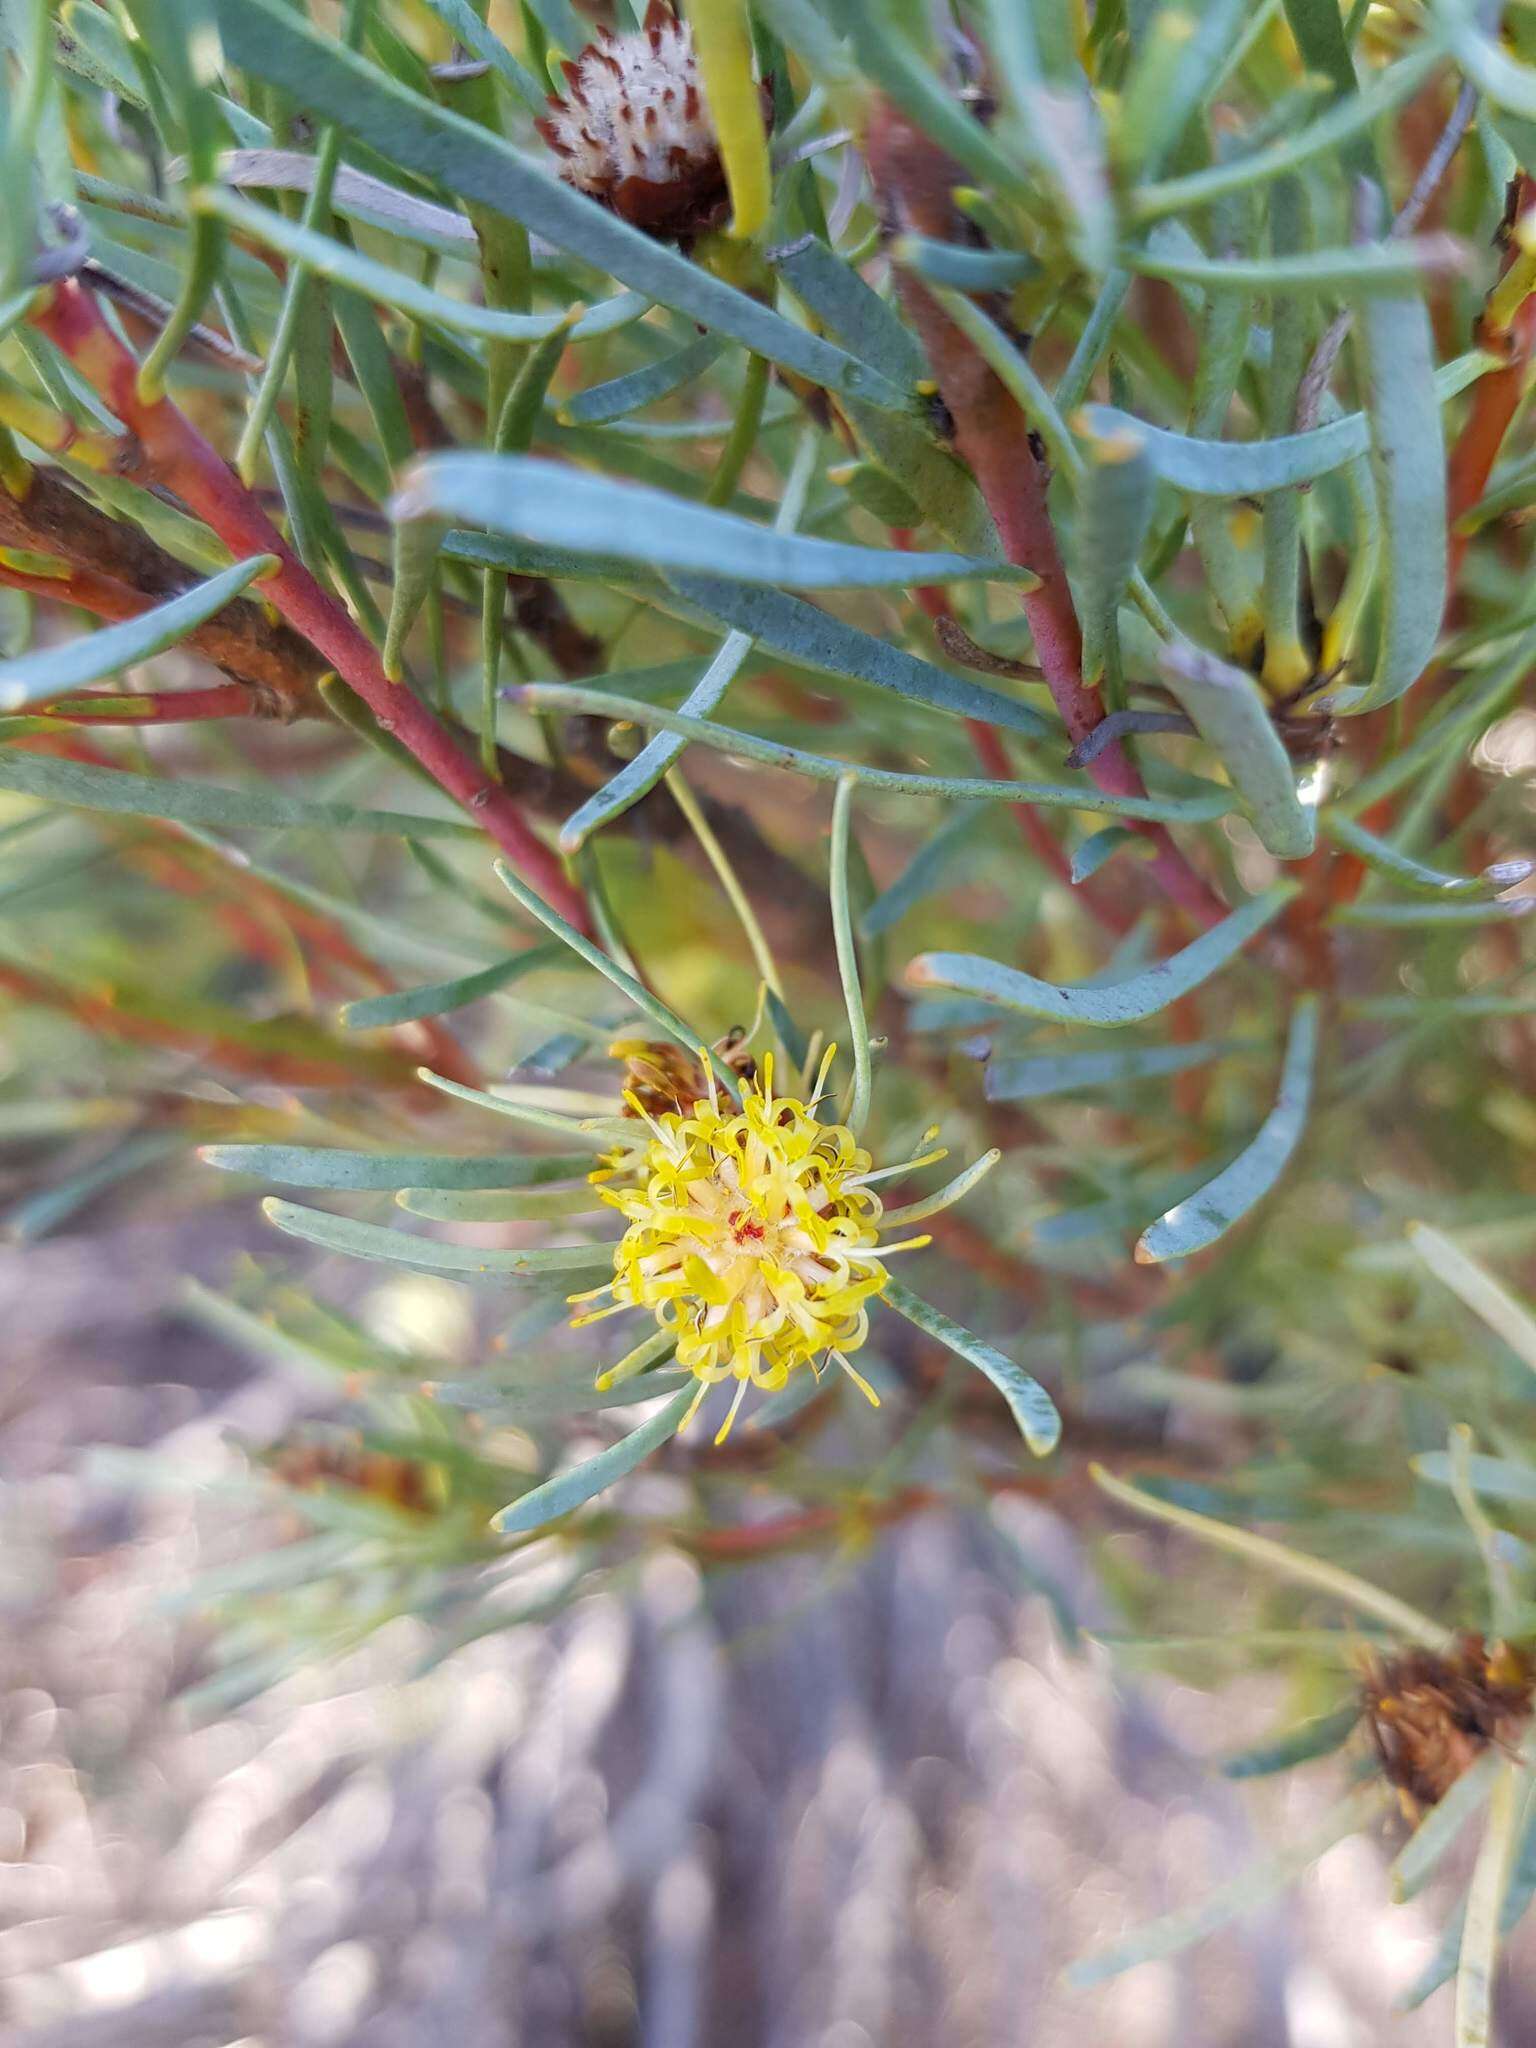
[572,1051,929,1441]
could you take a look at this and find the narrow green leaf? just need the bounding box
[491,1385,694,1535]
[771,233,927,389]
[520,683,1232,822]
[415,1069,628,1142]
[1066,1788,1386,1988]
[881,1149,1001,1229]
[561,333,725,425]
[1220,1702,1361,1780]
[1089,1463,1455,1649]
[1329,238,1448,713]
[1156,639,1316,857]
[0,556,272,708]
[1457,1760,1530,2048]
[1070,824,1149,883]
[261,1196,615,1278]
[1129,233,1471,296]
[1392,1752,1503,1904]
[821,0,1035,203]
[415,0,547,110]
[1409,1222,1536,1376]
[830,777,872,1132]
[1321,815,1496,894]
[1075,420,1155,688]
[1437,6,1536,125]
[1401,1774,1536,2008]
[1080,350,1493,496]
[339,943,566,1030]
[1135,997,1318,1262]
[494,860,746,1103]
[863,804,993,937]
[1342,629,1536,813]
[1334,899,1534,926]
[672,575,1055,737]
[909,884,1295,1028]
[986,1038,1240,1104]
[203,1144,593,1191]
[198,186,648,343]
[395,454,1027,590]
[397,1183,601,1221]
[206,0,906,405]
[892,235,1037,291]
[1129,45,1440,222]
[1412,1451,1536,1507]
[883,1279,1062,1455]
[0,751,477,837]
[558,633,752,852]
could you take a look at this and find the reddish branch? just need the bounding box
[28,281,587,928]
[0,957,416,1091]
[0,464,326,714]
[865,105,1226,930]
[1446,174,1536,589]
[902,561,1136,936]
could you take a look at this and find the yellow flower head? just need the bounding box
[571,1048,934,1442]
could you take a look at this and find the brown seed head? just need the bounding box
[534,0,732,241]
[1361,1632,1535,1817]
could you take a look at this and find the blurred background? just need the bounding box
[4,1197,1533,2048]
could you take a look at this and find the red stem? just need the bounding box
[903,564,1135,935]
[864,108,1225,931]
[1446,302,1536,590]
[30,282,588,930]
[43,683,270,724]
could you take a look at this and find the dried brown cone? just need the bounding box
[535,0,765,242]
[1361,1632,1535,1818]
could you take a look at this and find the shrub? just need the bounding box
[4,0,1536,2020]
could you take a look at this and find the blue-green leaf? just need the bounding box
[0,751,476,837]
[203,1145,593,1190]
[910,884,1295,1027]
[892,235,1038,291]
[1129,234,1472,297]
[770,233,927,389]
[1070,824,1149,883]
[396,1183,601,1221]
[556,632,751,852]
[519,682,1233,821]
[560,333,726,425]
[339,944,566,1029]
[1322,816,1497,895]
[261,1196,615,1278]
[1081,351,1492,496]
[986,1038,1241,1104]
[1412,1451,1536,1507]
[1146,995,1327,1261]
[491,1385,694,1534]
[1065,1788,1385,1988]
[1075,420,1155,688]
[206,0,906,405]
[863,804,993,937]
[883,1279,1061,1455]
[0,556,273,709]
[197,186,648,343]
[1157,639,1316,858]
[1328,251,1448,714]
[1135,996,1319,1261]
[672,575,1055,737]
[1220,1702,1361,1780]
[395,455,1027,591]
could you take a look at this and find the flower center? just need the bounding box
[580,1067,890,1396]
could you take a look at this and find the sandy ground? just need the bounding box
[1,1212,1531,2047]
